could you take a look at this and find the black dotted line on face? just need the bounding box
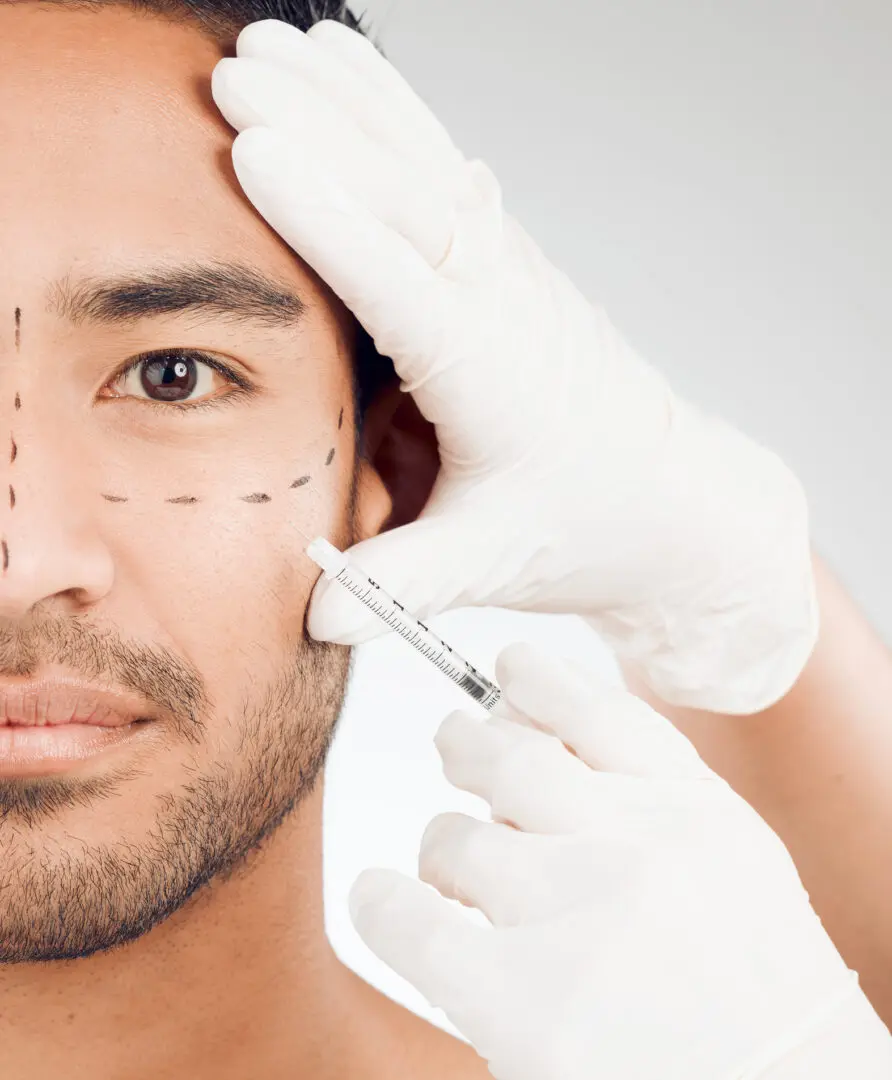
[5,310,19,573]
[0,391,350,574]
[99,405,347,509]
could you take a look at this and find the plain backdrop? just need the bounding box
[322,0,892,1035]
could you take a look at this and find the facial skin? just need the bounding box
[0,5,483,1079]
[0,0,368,956]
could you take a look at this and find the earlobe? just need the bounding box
[357,385,440,535]
[353,460,393,541]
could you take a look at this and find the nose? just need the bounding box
[0,415,114,619]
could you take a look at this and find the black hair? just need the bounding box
[106,0,371,41]
[36,0,399,420]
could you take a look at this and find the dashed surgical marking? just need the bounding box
[338,407,344,430]
[7,314,19,574]
[95,439,333,510]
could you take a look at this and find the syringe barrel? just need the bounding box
[306,539,501,712]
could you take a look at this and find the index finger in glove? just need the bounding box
[228,125,444,361]
[236,19,464,176]
[306,509,513,646]
[496,642,713,780]
[435,710,648,834]
[213,55,460,269]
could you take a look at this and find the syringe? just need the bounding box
[306,537,503,713]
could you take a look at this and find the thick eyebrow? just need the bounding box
[45,260,308,332]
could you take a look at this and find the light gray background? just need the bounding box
[323,0,892,1032]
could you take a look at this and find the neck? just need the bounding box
[0,779,369,1079]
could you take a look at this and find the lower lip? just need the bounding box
[0,722,151,777]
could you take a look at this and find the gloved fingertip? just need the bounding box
[211,54,238,86]
[236,17,305,59]
[231,124,285,174]
[419,810,468,855]
[306,577,385,645]
[307,18,363,46]
[348,867,404,930]
[306,617,383,646]
[433,709,478,752]
[494,641,542,689]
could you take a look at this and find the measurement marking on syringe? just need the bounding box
[325,558,500,705]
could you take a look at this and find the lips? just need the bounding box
[0,677,152,728]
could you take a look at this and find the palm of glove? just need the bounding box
[211,18,816,712]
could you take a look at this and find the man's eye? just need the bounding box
[103,349,243,407]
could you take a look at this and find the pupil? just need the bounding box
[140,353,197,402]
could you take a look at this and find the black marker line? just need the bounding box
[241,492,271,504]
[101,494,129,503]
[290,475,311,489]
[9,437,16,464]
[166,495,200,505]
[325,448,335,466]
[7,313,16,579]
[338,407,344,430]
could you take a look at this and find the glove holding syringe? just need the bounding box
[214,17,818,716]
[306,537,503,714]
[308,533,892,1080]
[216,24,892,1080]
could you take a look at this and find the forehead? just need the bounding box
[0,3,305,297]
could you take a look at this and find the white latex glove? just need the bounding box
[348,642,892,1080]
[210,18,818,713]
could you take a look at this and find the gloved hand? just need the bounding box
[348,642,892,1080]
[211,18,817,713]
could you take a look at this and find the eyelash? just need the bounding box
[108,349,256,413]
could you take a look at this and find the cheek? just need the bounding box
[90,409,354,688]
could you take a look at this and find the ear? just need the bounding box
[353,381,440,539]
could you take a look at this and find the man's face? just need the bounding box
[0,3,383,962]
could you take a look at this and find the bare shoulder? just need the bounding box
[342,966,492,1080]
[400,1015,492,1080]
